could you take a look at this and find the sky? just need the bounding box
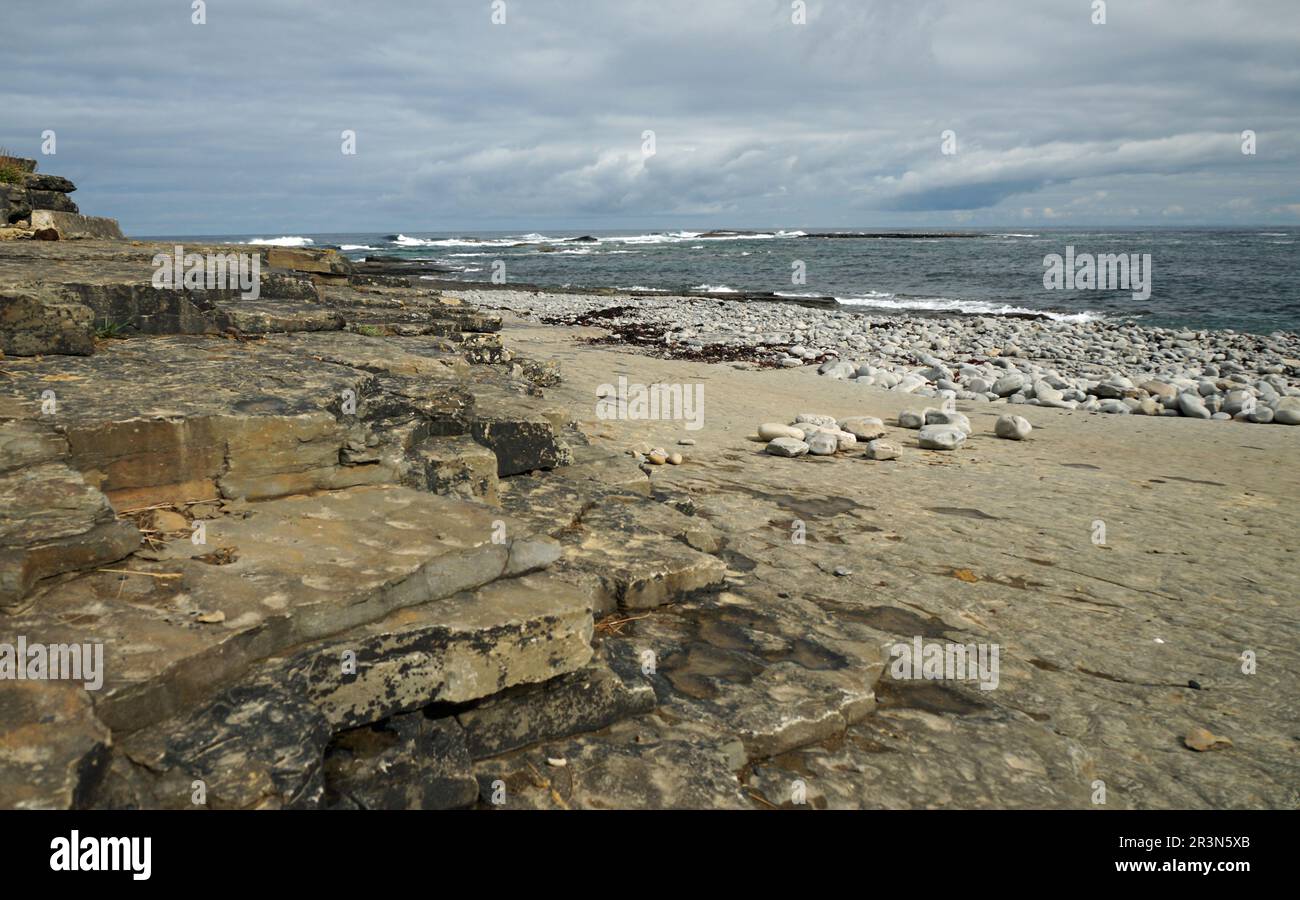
[3,0,1298,234]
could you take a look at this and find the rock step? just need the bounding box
[0,333,569,509]
[2,484,562,740]
[0,336,397,508]
[456,650,657,760]
[177,641,662,810]
[81,573,594,810]
[0,681,110,810]
[0,459,140,611]
[499,463,728,615]
[0,422,141,609]
[0,287,94,356]
[468,392,573,476]
[410,434,500,504]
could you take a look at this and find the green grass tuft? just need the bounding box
[94,319,131,340]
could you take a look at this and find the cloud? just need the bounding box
[0,0,1296,231]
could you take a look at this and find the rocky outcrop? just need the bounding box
[0,234,766,810]
[0,160,122,239]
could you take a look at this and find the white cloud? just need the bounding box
[1,0,1295,231]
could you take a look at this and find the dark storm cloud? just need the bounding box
[2,0,1297,233]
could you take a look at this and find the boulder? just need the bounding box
[1274,398,1300,426]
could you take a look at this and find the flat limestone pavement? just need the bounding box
[473,309,1300,810]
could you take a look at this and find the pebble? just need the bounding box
[646,450,668,465]
[807,432,839,455]
[1275,398,1300,425]
[925,409,972,435]
[994,414,1032,440]
[146,509,190,533]
[677,438,696,446]
[898,408,928,429]
[993,372,1025,397]
[1177,392,1212,419]
[839,416,887,440]
[918,424,967,450]
[758,422,805,441]
[794,413,838,427]
[766,437,809,457]
[668,453,683,465]
[865,439,899,460]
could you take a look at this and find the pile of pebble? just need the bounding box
[627,440,691,466]
[814,357,1298,425]
[467,290,1300,426]
[758,411,1032,458]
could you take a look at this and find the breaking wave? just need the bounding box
[834,291,1101,323]
[246,236,314,247]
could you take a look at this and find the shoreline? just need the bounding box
[452,287,1300,427]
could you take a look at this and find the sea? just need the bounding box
[154,228,1300,335]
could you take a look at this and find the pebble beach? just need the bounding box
[461,288,1300,427]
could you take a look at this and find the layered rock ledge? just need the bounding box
[3,236,854,810]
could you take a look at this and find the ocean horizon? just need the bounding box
[136,227,1300,334]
